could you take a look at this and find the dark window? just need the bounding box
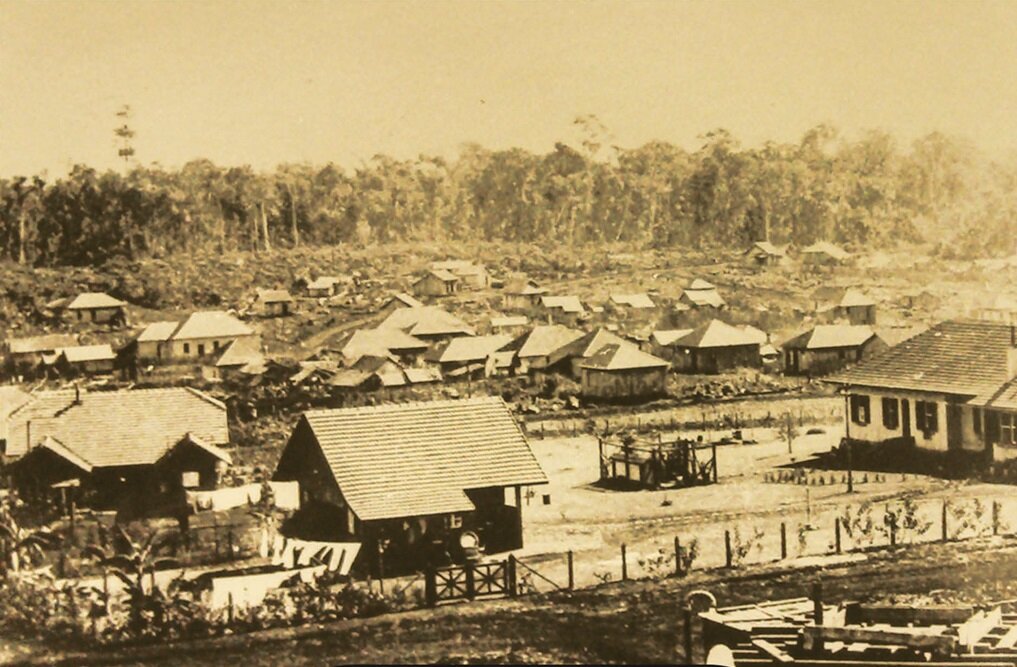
[850,395,870,426]
[882,397,900,430]
[987,410,1001,443]
[213,340,221,352]
[915,400,939,437]
[197,343,206,356]
[183,343,190,354]
[973,408,982,436]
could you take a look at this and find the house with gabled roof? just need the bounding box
[378,305,475,341]
[666,319,762,373]
[62,292,129,325]
[826,319,1017,466]
[513,324,585,373]
[378,292,425,318]
[53,343,117,377]
[339,327,429,364]
[4,333,79,375]
[413,269,461,297]
[579,344,669,400]
[429,260,489,289]
[306,276,343,298]
[540,295,586,326]
[504,279,548,310]
[213,337,267,377]
[547,328,632,377]
[801,241,850,266]
[743,241,790,267]
[678,279,726,310]
[819,288,878,325]
[135,311,259,363]
[7,387,231,514]
[255,289,295,317]
[781,324,886,377]
[272,397,547,574]
[436,334,515,376]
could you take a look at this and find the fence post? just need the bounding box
[425,567,437,607]
[674,536,682,576]
[942,501,948,542]
[507,555,517,598]
[465,560,476,600]
[725,530,733,567]
[567,551,575,591]
[993,500,1000,536]
[621,543,628,581]
[227,592,235,625]
[780,523,787,560]
[812,581,824,653]
[835,517,842,554]
[712,443,719,483]
[227,528,235,560]
[890,519,897,547]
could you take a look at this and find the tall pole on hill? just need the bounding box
[114,105,136,173]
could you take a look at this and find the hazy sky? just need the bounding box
[2,0,1016,177]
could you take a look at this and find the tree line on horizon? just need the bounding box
[1,118,1014,268]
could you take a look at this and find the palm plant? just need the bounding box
[0,495,62,577]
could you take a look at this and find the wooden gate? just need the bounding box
[425,558,514,606]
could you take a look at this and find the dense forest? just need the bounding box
[1,119,1014,267]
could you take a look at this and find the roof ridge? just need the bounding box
[304,395,501,418]
[184,386,228,412]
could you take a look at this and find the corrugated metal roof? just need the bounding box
[172,311,254,340]
[439,334,514,364]
[379,306,475,338]
[66,292,126,310]
[827,320,1015,397]
[60,344,116,363]
[674,320,760,349]
[580,343,669,371]
[7,334,78,355]
[300,397,547,521]
[517,325,584,359]
[782,325,877,350]
[6,387,228,464]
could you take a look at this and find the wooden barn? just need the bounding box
[256,289,295,317]
[413,269,460,297]
[666,320,762,374]
[743,241,790,268]
[272,397,548,575]
[782,324,886,376]
[62,292,129,325]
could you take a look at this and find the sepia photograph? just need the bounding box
[3,0,1017,664]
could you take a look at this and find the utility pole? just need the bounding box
[844,388,854,493]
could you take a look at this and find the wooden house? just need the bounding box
[513,324,584,373]
[436,334,514,376]
[579,344,669,401]
[413,269,460,297]
[4,333,78,375]
[743,241,790,268]
[272,397,547,574]
[63,292,128,325]
[378,305,475,342]
[832,289,877,325]
[54,344,117,377]
[430,260,489,289]
[212,337,267,378]
[306,276,342,298]
[800,241,850,266]
[7,387,231,515]
[504,279,547,310]
[678,279,726,310]
[781,325,886,377]
[666,319,762,374]
[548,328,632,377]
[540,295,586,326]
[608,293,657,322]
[490,315,529,335]
[339,328,429,364]
[827,320,1017,467]
[256,289,295,317]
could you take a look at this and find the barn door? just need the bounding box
[947,403,964,451]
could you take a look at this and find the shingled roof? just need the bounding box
[826,320,1017,398]
[295,397,547,521]
[5,387,228,463]
[173,311,254,340]
[516,324,584,359]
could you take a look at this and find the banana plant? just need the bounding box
[0,499,62,577]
